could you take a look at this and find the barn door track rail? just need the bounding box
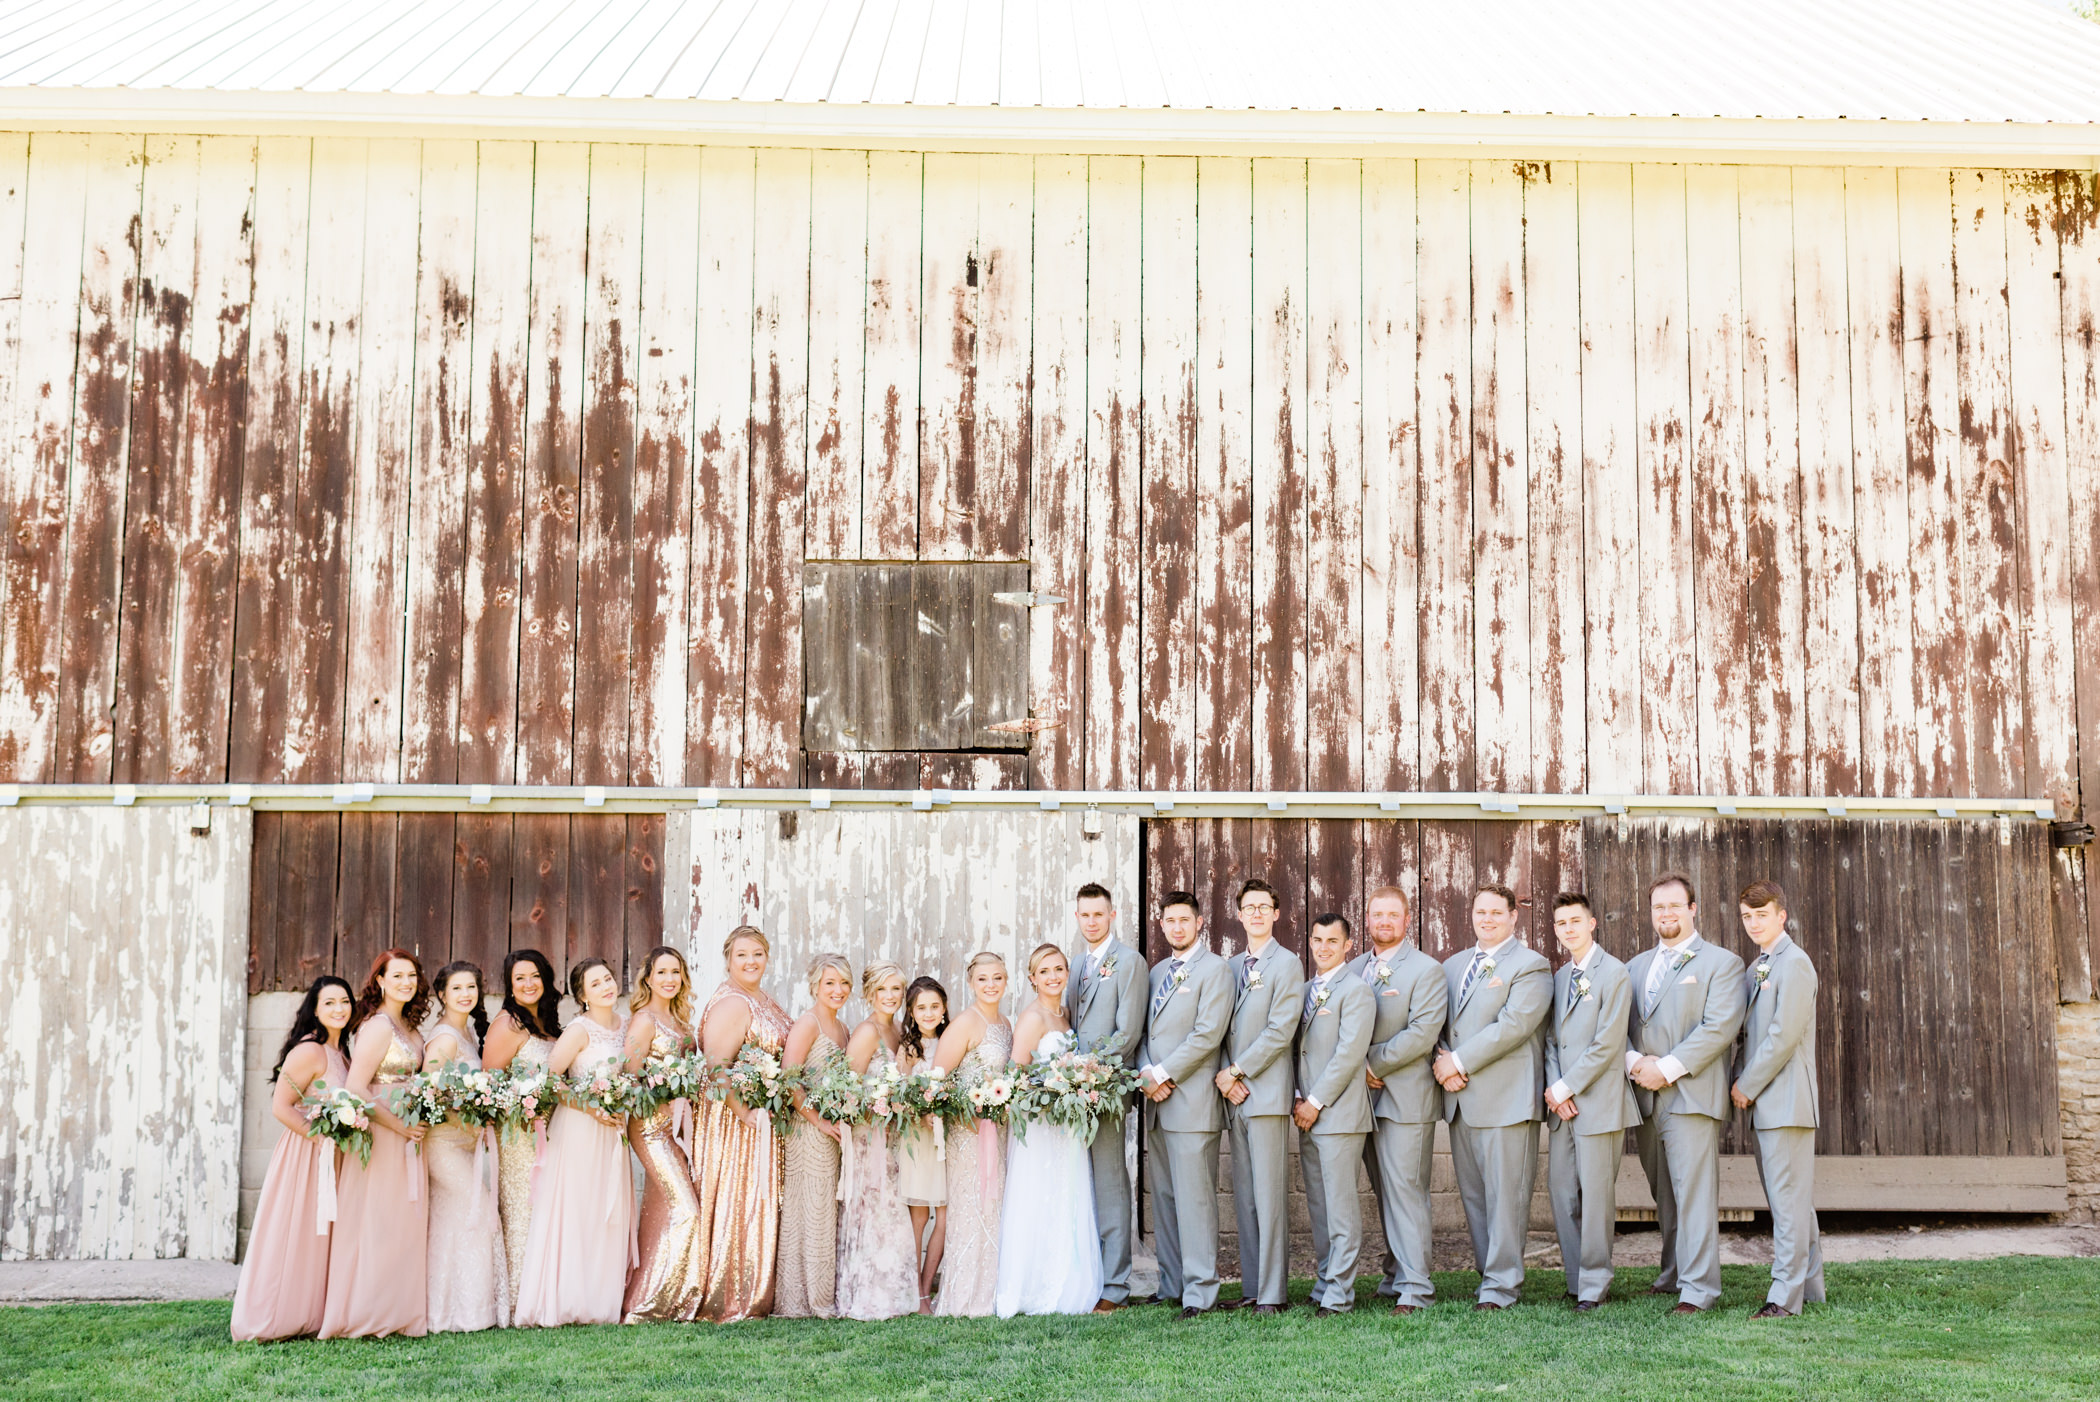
[0,784,2059,822]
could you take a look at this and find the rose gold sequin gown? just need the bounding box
[622,1012,707,1323]
[933,1022,1012,1317]
[495,1028,554,1316]
[230,1044,348,1340]
[690,982,791,1322]
[319,1018,428,1339]
[774,1030,846,1318]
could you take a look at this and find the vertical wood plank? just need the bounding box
[1898,168,1967,798]
[1028,155,1088,787]
[1469,160,1528,795]
[569,814,629,972]
[746,146,811,789]
[1738,166,1808,796]
[1685,163,1752,797]
[52,134,142,784]
[2060,174,2100,976]
[1251,157,1308,793]
[451,814,513,980]
[1523,163,1584,795]
[1793,166,1863,797]
[453,142,532,786]
[392,812,455,969]
[340,139,420,784]
[509,811,571,964]
[1631,163,1696,795]
[0,132,32,781]
[1360,157,1418,794]
[862,151,922,560]
[687,146,755,788]
[517,142,589,786]
[624,812,667,982]
[227,137,311,784]
[1577,163,1643,796]
[1195,155,1255,791]
[1085,156,1142,791]
[1416,160,1473,792]
[974,156,1033,562]
[575,144,644,787]
[630,144,699,787]
[1140,156,1198,790]
[333,811,397,991]
[919,152,979,560]
[1306,158,1363,794]
[804,149,867,562]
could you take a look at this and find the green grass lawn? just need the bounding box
[4,1259,2097,1401]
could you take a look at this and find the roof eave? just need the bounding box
[2,88,2095,167]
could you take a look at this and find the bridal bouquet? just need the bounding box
[961,1066,1022,1129]
[494,1063,555,1131]
[632,1046,708,1116]
[709,1044,800,1134]
[391,1070,450,1133]
[804,1055,873,1128]
[425,1058,507,1130]
[860,1056,909,1132]
[297,1079,374,1166]
[563,1065,645,1122]
[1014,1047,1144,1145]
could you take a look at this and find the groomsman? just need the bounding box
[1348,884,1448,1314]
[1293,914,1375,1316]
[1064,881,1149,1313]
[1625,871,1747,1315]
[1213,878,1306,1314]
[1139,891,1234,1319]
[1543,892,1639,1311]
[1731,879,1825,1319]
[1432,883,1552,1310]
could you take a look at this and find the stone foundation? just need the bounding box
[2059,1002,2100,1225]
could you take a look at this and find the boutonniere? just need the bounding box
[1244,964,1263,990]
[1571,971,1593,1001]
[1752,958,1772,991]
[1372,961,1393,988]
[1479,956,1498,980]
[1668,948,1693,975]
[1098,955,1118,980]
[1170,964,1190,990]
[1311,986,1332,1013]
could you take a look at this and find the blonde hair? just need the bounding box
[628,945,694,1025]
[860,960,906,1001]
[806,952,853,997]
[1027,942,1068,984]
[964,950,1008,979]
[723,925,770,959]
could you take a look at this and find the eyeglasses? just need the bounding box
[1240,902,1277,914]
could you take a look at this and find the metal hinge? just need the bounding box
[992,591,1067,607]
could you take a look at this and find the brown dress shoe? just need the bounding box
[1390,1303,1421,1316]
[1670,1302,1706,1316]
[1751,1303,1792,1319]
[1473,1302,1505,1312]
[1092,1299,1123,1314]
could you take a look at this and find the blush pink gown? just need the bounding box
[319,1017,429,1339]
[514,1015,634,1327]
[230,1043,348,1340]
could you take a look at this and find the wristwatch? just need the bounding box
[1227,1063,1245,1081]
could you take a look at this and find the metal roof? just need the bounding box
[4,0,2099,124]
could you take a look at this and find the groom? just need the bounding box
[1139,891,1233,1319]
[1064,882,1148,1313]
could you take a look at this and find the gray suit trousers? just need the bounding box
[1637,1107,1723,1308]
[1300,1130,1369,1311]
[1151,1128,1222,1310]
[1090,1114,1136,1302]
[1754,1126,1825,1312]
[1548,1127,1620,1303]
[1364,1120,1436,1305]
[1228,1111,1292,1305]
[1448,1112,1539,1306]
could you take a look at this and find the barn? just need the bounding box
[1,0,2097,1267]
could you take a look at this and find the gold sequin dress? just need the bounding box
[691,982,792,1322]
[623,1011,706,1323]
[496,1030,554,1316]
[774,1029,846,1318]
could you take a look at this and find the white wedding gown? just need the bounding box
[994,1031,1105,1317]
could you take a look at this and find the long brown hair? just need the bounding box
[350,947,433,1039]
[629,945,694,1025]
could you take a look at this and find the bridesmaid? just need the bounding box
[931,951,1013,1318]
[896,977,951,1315]
[514,958,634,1327]
[621,944,706,1323]
[482,948,561,1317]
[835,961,921,1321]
[422,961,509,1331]
[319,949,433,1339]
[230,975,353,1340]
[692,925,793,1322]
[776,953,854,1318]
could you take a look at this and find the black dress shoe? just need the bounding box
[1130,1296,1173,1308]
[1647,1284,1675,1296]
[1575,1301,1600,1314]
[1473,1302,1505,1312]
[1177,1306,1210,1321]
[1216,1297,1254,1310]
[1751,1303,1792,1319]
[1251,1303,1282,1317]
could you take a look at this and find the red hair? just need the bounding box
[349,947,433,1038]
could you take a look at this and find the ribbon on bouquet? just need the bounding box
[835,1123,857,1205]
[977,1119,998,1201]
[745,1113,777,1218]
[531,1118,549,1195]
[933,1116,945,1162]
[474,1126,499,1224]
[406,1138,421,1202]
[314,1147,339,1237]
[670,1098,693,1157]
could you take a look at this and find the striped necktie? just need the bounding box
[1643,949,1671,1017]
[1458,950,1487,1004]
[1152,959,1185,1017]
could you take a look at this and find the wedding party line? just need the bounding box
[229,870,1824,1339]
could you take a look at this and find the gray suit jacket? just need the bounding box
[1294,969,1375,1136]
[1544,950,1639,1136]
[1066,937,1147,1067]
[1348,944,1447,1124]
[1439,939,1552,1128]
[1141,948,1234,1134]
[1734,937,1820,1131]
[1626,935,1748,1121]
[1226,940,1308,1117]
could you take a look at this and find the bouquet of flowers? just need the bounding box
[860,1055,909,1133]
[297,1078,374,1166]
[425,1057,507,1130]
[961,1065,1022,1130]
[494,1063,555,1132]
[562,1064,645,1122]
[803,1054,874,1128]
[708,1043,800,1135]
[890,1064,954,1147]
[632,1046,709,1117]
[391,1069,449,1134]
[1014,1045,1144,1145]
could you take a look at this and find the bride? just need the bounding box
[994,944,1104,1317]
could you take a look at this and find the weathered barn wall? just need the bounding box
[0,805,251,1260]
